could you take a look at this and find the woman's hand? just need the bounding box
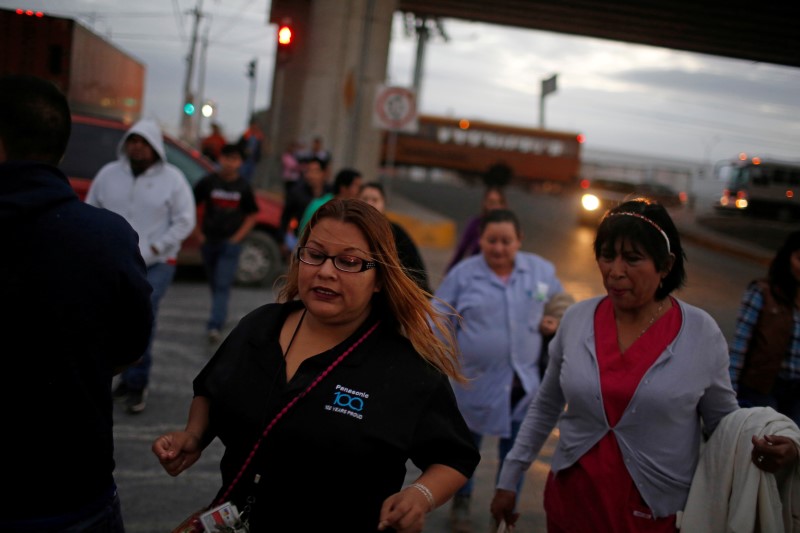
[751,434,799,473]
[490,489,519,528]
[151,430,203,476]
[377,486,430,533]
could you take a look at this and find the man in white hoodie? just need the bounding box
[87,118,195,414]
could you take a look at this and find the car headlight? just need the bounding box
[581,193,601,211]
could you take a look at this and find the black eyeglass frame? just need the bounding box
[296,246,377,273]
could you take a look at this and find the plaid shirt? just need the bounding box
[729,282,800,390]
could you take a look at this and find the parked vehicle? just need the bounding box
[577,178,686,224]
[60,114,284,286]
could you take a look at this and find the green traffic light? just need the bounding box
[183,102,196,115]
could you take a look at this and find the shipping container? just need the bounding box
[0,7,145,122]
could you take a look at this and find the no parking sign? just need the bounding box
[372,85,418,133]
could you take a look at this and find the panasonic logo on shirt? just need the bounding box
[324,384,369,420]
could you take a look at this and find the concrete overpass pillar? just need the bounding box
[269,0,397,184]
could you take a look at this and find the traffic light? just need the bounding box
[276,18,294,64]
[278,24,293,48]
[247,59,256,79]
[183,101,195,116]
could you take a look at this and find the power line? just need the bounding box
[210,0,260,38]
[172,0,187,41]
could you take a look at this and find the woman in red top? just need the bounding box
[490,199,799,532]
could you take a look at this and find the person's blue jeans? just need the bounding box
[456,419,523,498]
[738,378,800,426]
[120,262,176,391]
[201,241,242,331]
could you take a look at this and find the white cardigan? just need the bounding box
[679,407,800,532]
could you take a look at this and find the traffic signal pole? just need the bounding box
[195,25,211,143]
[247,59,257,123]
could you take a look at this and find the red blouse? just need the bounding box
[543,297,681,532]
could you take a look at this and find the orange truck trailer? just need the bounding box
[0,7,145,123]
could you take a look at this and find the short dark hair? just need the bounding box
[768,230,800,305]
[479,208,521,237]
[334,168,361,193]
[220,143,243,159]
[360,181,385,197]
[306,156,327,171]
[0,75,71,164]
[594,199,686,299]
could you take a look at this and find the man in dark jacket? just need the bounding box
[0,75,153,531]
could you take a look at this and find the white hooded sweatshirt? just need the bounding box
[86,119,195,267]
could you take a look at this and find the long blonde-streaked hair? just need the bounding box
[278,198,464,382]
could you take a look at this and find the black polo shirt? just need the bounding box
[194,301,479,532]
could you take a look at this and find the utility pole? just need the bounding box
[179,0,204,143]
[411,16,428,100]
[405,14,448,110]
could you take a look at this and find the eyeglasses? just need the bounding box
[297,246,377,273]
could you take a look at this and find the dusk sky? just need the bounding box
[5,0,799,166]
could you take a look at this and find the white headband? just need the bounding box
[608,212,671,254]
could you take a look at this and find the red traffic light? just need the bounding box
[278,25,293,47]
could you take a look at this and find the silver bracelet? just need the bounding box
[409,482,435,511]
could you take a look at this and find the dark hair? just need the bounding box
[0,75,71,164]
[479,208,521,237]
[220,143,243,158]
[361,181,385,198]
[333,168,362,194]
[767,230,800,305]
[306,156,327,171]
[594,199,686,299]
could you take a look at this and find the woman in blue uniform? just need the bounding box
[434,208,564,531]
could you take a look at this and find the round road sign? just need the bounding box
[374,86,417,132]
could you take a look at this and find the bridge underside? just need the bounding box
[399,0,800,69]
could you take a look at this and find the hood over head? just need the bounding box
[117,118,167,162]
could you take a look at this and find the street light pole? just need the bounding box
[539,73,557,129]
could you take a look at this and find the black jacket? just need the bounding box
[0,161,153,520]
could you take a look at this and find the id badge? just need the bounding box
[199,502,248,533]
